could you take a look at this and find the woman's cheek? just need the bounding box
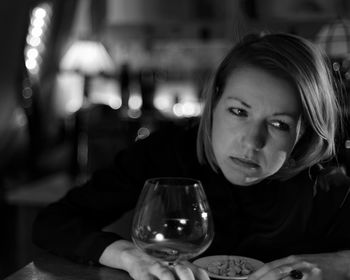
[266,149,288,173]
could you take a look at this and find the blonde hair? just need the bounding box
[197,33,340,180]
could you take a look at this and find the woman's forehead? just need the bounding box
[221,66,302,117]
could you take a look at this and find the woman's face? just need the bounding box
[211,66,303,186]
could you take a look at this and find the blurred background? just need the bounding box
[1,0,350,278]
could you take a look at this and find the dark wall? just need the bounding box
[0,2,31,277]
[0,0,31,173]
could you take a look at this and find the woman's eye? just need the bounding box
[228,107,248,117]
[270,121,290,131]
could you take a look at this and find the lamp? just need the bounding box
[59,39,116,182]
[60,39,116,107]
[314,17,350,86]
[315,17,350,59]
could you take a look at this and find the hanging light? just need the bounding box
[24,2,53,77]
[314,17,350,83]
[57,0,117,112]
[315,17,350,59]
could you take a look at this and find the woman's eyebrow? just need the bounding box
[226,97,251,108]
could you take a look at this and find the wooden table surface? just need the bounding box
[5,251,132,280]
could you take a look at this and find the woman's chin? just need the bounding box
[223,169,264,186]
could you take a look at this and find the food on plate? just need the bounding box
[206,257,255,277]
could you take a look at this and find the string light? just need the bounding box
[24,2,52,77]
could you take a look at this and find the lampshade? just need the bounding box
[60,40,115,76]
[315,18,350,59]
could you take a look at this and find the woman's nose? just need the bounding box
[242,123,267,151]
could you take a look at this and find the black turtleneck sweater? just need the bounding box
[32,123,350,264]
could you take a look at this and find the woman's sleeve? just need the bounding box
[325,174,350,246]
[32,127,176,264]
[312,168,350,250]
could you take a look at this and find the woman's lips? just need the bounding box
[229,157,260,169]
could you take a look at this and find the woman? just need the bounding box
[33,33,350,280]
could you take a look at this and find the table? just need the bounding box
[4,173,73,269]
[5,251,132,280]
[3,172,133,276]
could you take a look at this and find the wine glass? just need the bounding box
[131,177,214,265]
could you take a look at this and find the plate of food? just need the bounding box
[193,255,264,279]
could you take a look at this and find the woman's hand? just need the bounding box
[99,240,210,280]
[247,251,350,280]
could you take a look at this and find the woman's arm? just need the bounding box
[249,168,350,280]
[99,240,210,280]
[32,135,155,263]
[248,251,350,280]
[32,169,139,264]
[32,124,197,265]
